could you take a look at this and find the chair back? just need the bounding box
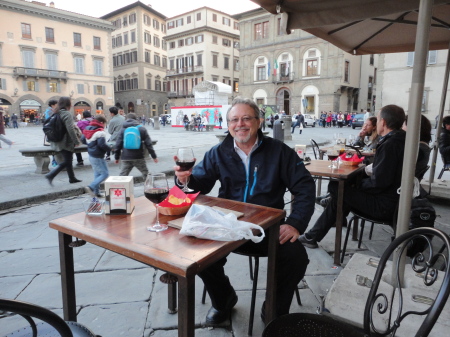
[310,139,320,159]
[364,228,450,337]
[416,165,430,181]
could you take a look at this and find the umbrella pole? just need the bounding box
[428,41,450,193]
[393,0,434,286]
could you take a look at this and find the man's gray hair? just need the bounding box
[227,97,260,120]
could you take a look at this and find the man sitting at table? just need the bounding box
[353,116,380,150]
[299,105,406,249]
[174,97,316,324]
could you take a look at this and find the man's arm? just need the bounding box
[141,128,157,159]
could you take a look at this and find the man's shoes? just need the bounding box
[76,161,84,166]
[205,292,238,325]
[45,174,53,187]
[84,186,95,197]
[315,193,330,205]
[298,234,319,249]
[319,197,331,208]
[69,178,82,184]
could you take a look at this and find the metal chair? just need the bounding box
[437,163,450,179]
[0,298,99,337]
[310,139,321,159]
[263,228,450,337]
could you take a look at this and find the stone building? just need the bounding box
[235,8,370,117]
[101,1,168,118]
[164,7,240,107]
[0,0,115,121]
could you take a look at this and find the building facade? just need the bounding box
[358,54,379,113]
[236,8,366,117]
[377,50,449,121]
[0,0,115,121]
[102,1,168,118]
[165,7,240,107]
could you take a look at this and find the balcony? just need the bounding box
[272,72,295,84]
[168,91,193,98]
[166,66,204,77]
[13,67,68,83]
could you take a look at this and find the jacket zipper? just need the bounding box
[250,165,258,196]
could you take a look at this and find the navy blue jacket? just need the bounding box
[186,130,316,234]
[81,127,110,158]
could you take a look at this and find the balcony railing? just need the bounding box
[272,72,295,84]
[13,67,68,83]
[166,65,204,76]
[168,91,193,98]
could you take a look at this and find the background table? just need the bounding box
[305,160,366,265]
[49,195,285,337]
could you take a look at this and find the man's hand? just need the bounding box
[153,158,159,163]
[115,160,119,164]
[173,155,195,185]
[279,224,300,244]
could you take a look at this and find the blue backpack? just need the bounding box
[123,125,142,149]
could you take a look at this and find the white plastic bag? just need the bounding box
[180,204,265,243]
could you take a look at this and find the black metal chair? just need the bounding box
[263,227,450,337]
[437,163,450,179]
[0,298,99,337]
[310,139,321,160]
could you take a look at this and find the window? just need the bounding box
[123,16,128,26]
[178,39,184,47]
[73,33,81,47]
[254,21,269,40]
[406,52,437,66]
[155,80,161,91]
[306,60,318,76]
[168,21,174,29]
[257,66,267,81]
[74,57,84,74]
[93,36,101,50]
[131,31,136,43]
[116,35,122,47]
[145,50,151,63]
[169,41,175,49]
[212,36,218,44]
[303,48,321,77]
[153,19,160,29]
[344,61,350,82]
[277,18,285,36]
[223,17,230,26]
[95,85,105,95]
[197,54,202,66]
[129,13,136,24]
[187,16,191,24]
[197,12,201,21]
[144,32,151,44]
[169,59,175,69]
[195,35,203,43]
[143,15,150,25]
[94,59,103,76]
[186,37,193,46]
[234,58,239,71]
[77,84,84,94]
[161,24,166,33]
[112,37,116,48]
[153,36,160,48]
[162,40,167,50]
[212,13,217,22]
[147,78,152,90]
[48,82,58,93]
[113,18,121,28]
[21,23,31,39]
[123,33,128,45]
[162,57,167,68]
[46,53,57,71]
[370,54,374,66]
[22,49,35,68]
[176,18,184,27]
[163,82,167,92]
[45,27,54,43]
[234,22,239,30]
[233,81,239,92]
[154,54,161,66]
[224,56,229,69]
[212,54,218,67]
[0,78,6,90]
[223,39,231,47]
[27,81,36,91]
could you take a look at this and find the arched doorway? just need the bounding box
[74,101,91,116]
[20,99,41,122]
[96,102,104,114]
[128,102,135,113]
[276,88,290,114]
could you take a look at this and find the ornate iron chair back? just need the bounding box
[364,227,450,337]
[310,139,320,159]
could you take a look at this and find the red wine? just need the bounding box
[145,189,169,204]
[328,155,339,161]
[176,160,195,171]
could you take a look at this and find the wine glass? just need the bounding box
[333,133,338,144]
[327,149,339,169]
[364,136,371,150]
[144,173,169,232]
[347,134,355,146]
[176,147,196,193]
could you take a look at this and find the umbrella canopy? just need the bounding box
[251,0,450,54]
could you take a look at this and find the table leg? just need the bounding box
[265,221,280,324]
[317,152,324,196]
[177,275,195,337]
[334,180,345,266]
[58,232,77,321]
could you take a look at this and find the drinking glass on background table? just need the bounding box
[347,134,355,146]
[364,136,371,151]
[144,173,169,232]
[327,149,339,169]
[176,147,196,193]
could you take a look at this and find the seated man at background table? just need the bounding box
[299,105,406,249]
[174,97,316,324]
[353,116,380,150]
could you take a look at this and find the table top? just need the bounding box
[306,160,366,179]
[49,195,285,279]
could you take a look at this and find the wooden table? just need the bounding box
[305,160,365,266]
[49,195,285,337]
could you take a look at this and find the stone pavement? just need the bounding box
[1,124,450,336]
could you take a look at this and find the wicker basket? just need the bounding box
[158,204,191,216]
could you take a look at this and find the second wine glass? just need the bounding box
[176,147,196,193]
[144,173,169,232]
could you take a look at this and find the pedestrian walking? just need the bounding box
[81,115,111,198]
[44,97,82,186]
[11,113,19,129]
[0,108,14,149]
[106,107,125,161]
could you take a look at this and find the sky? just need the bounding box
[53,0,260,18]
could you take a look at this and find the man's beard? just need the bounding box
[233,127,252,143]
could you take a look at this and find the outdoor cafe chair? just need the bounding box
[263,227,450,337]
[437,164,450,179]
[310,139,321,160]
[0,298,100,337]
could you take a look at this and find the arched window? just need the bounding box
[253,56,269,82]
[303,48,321,77]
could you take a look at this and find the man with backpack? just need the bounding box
[114,113,158,178]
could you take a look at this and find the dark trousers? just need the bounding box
[75,152,83,163]
[199,235,309,316]
[307,181,397,242]
[46,150,76,181]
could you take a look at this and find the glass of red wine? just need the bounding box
[327,149,339,169]
[176,147,196,193]
[144,173,169,232]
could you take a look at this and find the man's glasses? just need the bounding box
[227,116,258,125]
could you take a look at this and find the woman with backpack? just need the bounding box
[44,96,82,186]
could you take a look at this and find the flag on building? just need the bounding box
[267,61,271,78]
[274,59,278,76]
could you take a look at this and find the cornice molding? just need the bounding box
[164,26,239,41]
[0,0,115,31]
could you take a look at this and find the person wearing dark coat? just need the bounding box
[439,115,450,171]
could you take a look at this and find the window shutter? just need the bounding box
[93,85,96,94]
[57,83,61,93]
[1,78,6,90]
[35,82,39,92]
[23,81,28,91]
[428,50,437,64]
[102,86,105,95]
[47,83,50,92]
[407,52,414,67]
